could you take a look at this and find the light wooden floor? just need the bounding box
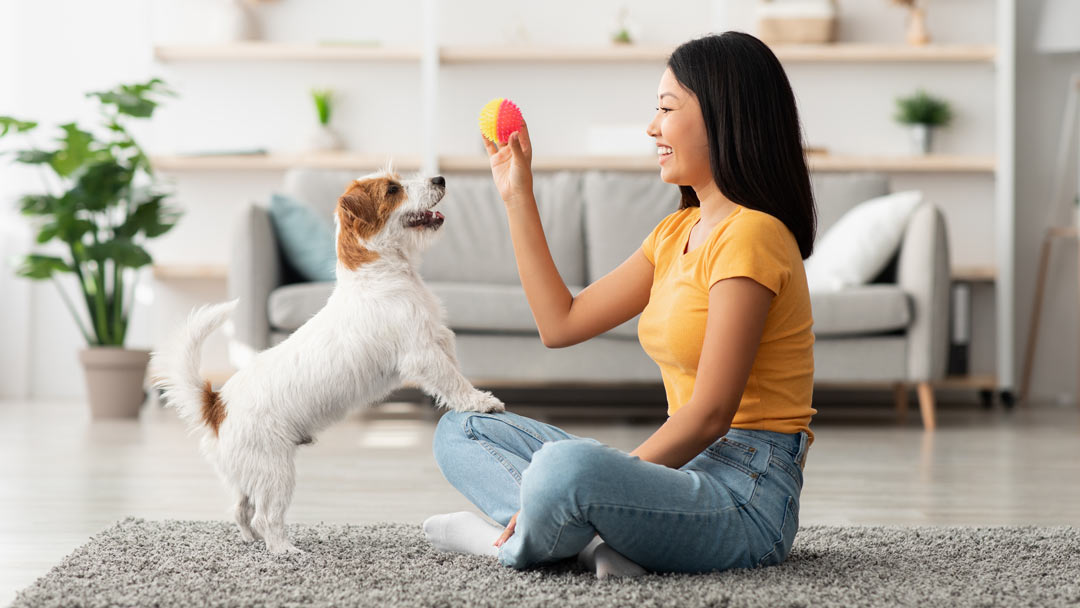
[3,397,1079,606]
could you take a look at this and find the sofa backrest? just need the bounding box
[811,172,890,237]
[582,172,681,283]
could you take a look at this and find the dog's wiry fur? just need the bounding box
[151,171,504,554]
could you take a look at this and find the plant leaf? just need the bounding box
[0,116,37,137]
[69,161,132,211]
[49,123,97,177]
[14,149,54,165]
[117,194,181,239]
[84,239,152,268]
[15,254,72,279]
[19,193,62,216]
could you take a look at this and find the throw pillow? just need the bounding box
[804,190,923,292]
[268,193,337,282]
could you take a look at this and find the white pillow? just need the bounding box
[804,190,924,292]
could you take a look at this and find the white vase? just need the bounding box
[220,0,259,42]
[305,125,344,152]
[909,124,932,155]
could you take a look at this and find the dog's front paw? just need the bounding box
[453,390,505,413]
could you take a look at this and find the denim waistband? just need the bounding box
[724,428,808,467]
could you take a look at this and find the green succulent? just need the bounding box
[312,89,333,126]
[894,89,953,127]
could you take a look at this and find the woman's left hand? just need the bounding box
[494,511,519,547]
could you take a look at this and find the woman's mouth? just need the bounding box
[657,145,673,165]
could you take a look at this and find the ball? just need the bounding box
[479,98,524,145]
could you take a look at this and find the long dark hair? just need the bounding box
[668,32,817,259]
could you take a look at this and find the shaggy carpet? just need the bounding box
[11,517,1080,607]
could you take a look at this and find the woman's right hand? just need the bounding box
[483,124,534,210]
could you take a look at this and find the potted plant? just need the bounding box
[894,89,952,155]
[306,88,344,152]
[0,79,180,418]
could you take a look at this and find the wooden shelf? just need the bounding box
[771,43,996,63]
[152,264,227,281]
[441,43,997,65]
[151,153,422,172]
[441,153,996,173]
[153,42,421,62]
[952,265,997,282]
[153,42,995,65]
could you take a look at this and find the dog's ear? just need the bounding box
[337,190,381,239]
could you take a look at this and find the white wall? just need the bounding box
[0,0,1073,403]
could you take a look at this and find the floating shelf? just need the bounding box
[151,153,422,172]
[952,265,997,283]
[153,43,996,65]
[153,152,994,173]
[153,42,422,62]
[441,153,997,173]
[152,264,228,281]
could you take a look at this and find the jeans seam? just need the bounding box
[462,414,538,485]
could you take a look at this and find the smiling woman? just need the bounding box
[423,32,818,580]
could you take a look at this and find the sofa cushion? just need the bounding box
[421,172,586,286]
[811,284,912,338]
[805,191,924,292]
[811,172,890,236]
[267,282,334,331]
[582,172,681,283]
[268,193,337,282]
[266,279,642,340]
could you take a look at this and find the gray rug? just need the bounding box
[12,517,1080,607]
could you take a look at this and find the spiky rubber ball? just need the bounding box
[479,98,524,145]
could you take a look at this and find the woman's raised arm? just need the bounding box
[486,126,653,348]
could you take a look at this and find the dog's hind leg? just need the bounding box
[233,492,259,542]
[250,451,301,554]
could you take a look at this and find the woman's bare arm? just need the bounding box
[487,127,653,348]
[630,277,774,468]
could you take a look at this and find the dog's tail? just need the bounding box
[150,299,238,436]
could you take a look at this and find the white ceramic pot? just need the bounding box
[306,125,345,152]
[79,347,151,419]
[909,124,932,155]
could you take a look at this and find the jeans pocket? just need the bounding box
[703,438,765,506]
[757,495,800,568]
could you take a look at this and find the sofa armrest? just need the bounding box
[896,202,951,382]
[227,203,282,366]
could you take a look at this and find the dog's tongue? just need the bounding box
[432,211,444,220]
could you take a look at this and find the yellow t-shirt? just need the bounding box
[637,205,816,443]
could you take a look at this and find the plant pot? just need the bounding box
[909,124,932,155]
[305,124,345,152]
[79,347,151,419]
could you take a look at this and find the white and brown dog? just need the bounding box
[151,171,504,554]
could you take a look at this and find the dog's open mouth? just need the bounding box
[404,209,445,229]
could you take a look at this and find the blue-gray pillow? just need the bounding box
[268,193,337,282]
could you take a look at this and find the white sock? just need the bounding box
[577,535,647,579]
[422,511,501,558]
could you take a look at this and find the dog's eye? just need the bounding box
[386,184,401,195]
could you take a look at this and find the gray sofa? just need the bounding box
[229,169,949,428]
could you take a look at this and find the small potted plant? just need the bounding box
[894,89,952,155]
[0,79,180,418]
[306,88,344,152]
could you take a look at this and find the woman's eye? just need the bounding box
[656,106,672,113]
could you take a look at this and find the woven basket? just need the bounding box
[757,0,838,45]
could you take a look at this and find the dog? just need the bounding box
[151,170,505,554]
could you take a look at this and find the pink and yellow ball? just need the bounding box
[479,98,524,145]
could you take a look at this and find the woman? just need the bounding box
[423,32,817,577]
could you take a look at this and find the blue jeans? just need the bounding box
[432,410,809,573]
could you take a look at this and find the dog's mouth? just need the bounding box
[403,209,445,229]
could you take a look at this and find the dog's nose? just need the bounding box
[430,176,445,188]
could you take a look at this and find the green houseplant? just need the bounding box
[306,88,344,152]
[894,89,953,155]
[0,78,179,418]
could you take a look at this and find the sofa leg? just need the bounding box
[916,382,937,431]
[893,383,909,424]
